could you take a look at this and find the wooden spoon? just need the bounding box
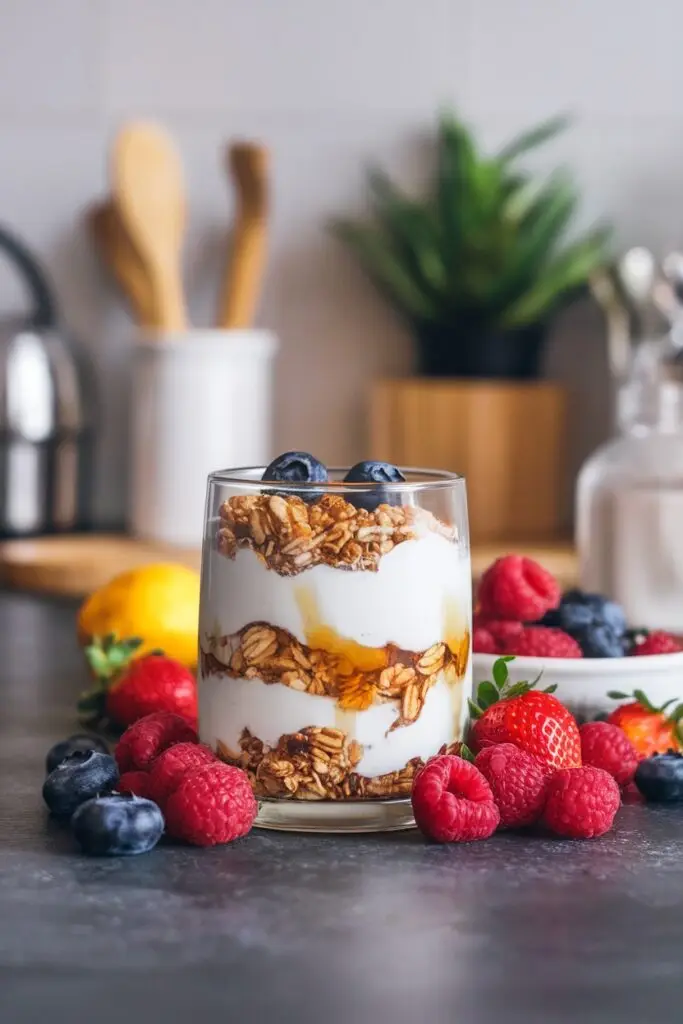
[110,121,187,332]
[217,141,269,329]
[87,199,156,327]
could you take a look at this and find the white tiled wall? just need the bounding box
[0,0,680,525]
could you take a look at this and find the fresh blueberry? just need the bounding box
[42,750,119,819]
[542,590,627,637]
[573,623,626,658]
[542,600,594,632]
[71,794,165,856]
[45,733,109,774]
[343,461,406,511]
[635,752,683,803]
[565,590,626,633]
[582,594,627,636]
[345,460,405,486]
[262,451,328,502]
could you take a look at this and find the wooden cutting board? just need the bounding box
[0,534,199,597]
[0,533,577,598]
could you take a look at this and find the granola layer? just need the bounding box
[201,624,470,729]
[216,726,464,801]
[217,493,456,576]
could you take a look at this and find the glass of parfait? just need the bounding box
[198,462,471,832]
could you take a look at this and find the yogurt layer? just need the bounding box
[200,531,471,653]
[199,669,469,778]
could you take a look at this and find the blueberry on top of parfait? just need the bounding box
[262,451,328,503]
[344,460,406,512]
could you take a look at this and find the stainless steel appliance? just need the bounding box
[0,226,94,536]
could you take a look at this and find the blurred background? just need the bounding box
[1,0,681,585]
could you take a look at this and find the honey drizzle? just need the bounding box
[294,584,470,735]
[443,593,469,735]
[295,586,388,675]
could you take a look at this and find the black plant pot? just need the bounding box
[415,322,546,379]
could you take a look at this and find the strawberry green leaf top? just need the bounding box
[78,635,147,726]
[84,635,144,680]
[469,656,556,719]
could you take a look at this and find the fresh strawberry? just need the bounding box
[106,656,196,728]
[469,656,581,771]
[79,635,197,729]
[606,689,683,759]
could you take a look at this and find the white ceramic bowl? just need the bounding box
[472,651,683,721]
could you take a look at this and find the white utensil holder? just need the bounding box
[130,329,278,547]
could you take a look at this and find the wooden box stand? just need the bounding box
[370,379,567,544]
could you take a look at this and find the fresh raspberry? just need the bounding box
[477,556,560,622]
[503,626,583,659]
[473,626,497,654]
[415,742,468,780]
[630,631,683,656]
[117,771,152,799]
[165,763,257,846]
[147,742,217,807]
[411,755,500,843]
[579,721,639,786]
[473,617,524,654]
[486,619,525,645]
[474,743,549,828]
[115,712,198,772]
[621,781,645,805]
[541,766,620,839]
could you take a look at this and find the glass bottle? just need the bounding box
[576,329,683,632]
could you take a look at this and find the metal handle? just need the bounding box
[0,224,57,329]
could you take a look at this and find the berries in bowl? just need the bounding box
[472,555,683,722]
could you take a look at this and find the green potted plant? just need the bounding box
[331,111,611,378]
[330,111,611,543]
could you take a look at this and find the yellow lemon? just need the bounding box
[77,563,200,668]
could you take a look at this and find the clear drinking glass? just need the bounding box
[198,467,471,832]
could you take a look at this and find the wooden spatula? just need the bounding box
[218,141,269,329]
[110,121,187,332]
[87,199,156,327]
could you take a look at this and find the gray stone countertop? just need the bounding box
[1,590,682,1024]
